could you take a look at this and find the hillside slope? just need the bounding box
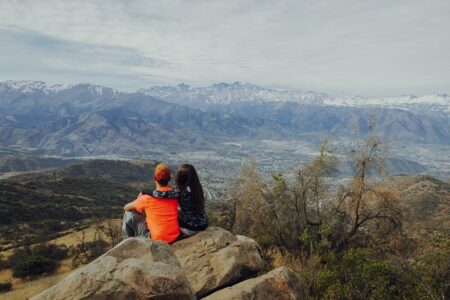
[384,175,450,252]
[0,156,78,174]
[0,159,158,249]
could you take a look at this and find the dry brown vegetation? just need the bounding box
[0,219,122,299]
[218,132,450,299]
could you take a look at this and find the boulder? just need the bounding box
[31,238,195,300]
[172,227,264,298]
[202,267,306,300]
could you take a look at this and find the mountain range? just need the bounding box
[0,80,449,156]
[139,81,450,112]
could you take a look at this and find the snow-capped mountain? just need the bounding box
[0,80,118,97]
[140,81,450,113]
[5,80,448,112]
[0,80,70,94]
[325,94,450,113]
[139,81,331,106]
[1,79,449,156]
[0,80,286,155]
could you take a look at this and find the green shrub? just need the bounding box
[255,233,275,249]
[12,255,58,278]
[8,243,67,270]
[0,281,12,293]
[7,245,32,268]
[33,243,68,261]
[8,244,65,278]
[304,249,420,300]
[413,246,450,300]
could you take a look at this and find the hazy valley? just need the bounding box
[1,80,449,183]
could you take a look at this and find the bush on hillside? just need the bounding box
[225,130,448,299]
[7,244,32,268]
[0,281,12,293]
[229,132,406,258]
[412,246,450,300]
[12,255,58,278]
[302,249,419,299]
[299,246,450,300]
[33,243,68,261]
[7,243,67,278]
[228,140,339,256]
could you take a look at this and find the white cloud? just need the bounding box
[0,0,449,96]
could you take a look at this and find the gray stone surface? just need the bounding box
[31,238,195,300]
[202,267,306,300]
[172,227,264,298]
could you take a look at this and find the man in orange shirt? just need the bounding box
[122,163,180,243]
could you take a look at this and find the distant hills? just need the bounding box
[0,158,447,253]
[335,157,427,177]
[0,155,78,173]
[0,159,158,249]
[8,159,157,184]
[0,80,449,156]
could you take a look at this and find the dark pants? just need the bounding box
[122,211,150,238]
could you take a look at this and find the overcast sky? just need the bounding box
[0,0,449,97]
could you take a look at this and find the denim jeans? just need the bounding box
[122,211,150,239]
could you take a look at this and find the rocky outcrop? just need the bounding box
[172,227,264,297]
[202,267,306,300]
[31,238,195,300]
[32,227,304,300]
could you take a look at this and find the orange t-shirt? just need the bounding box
[134,186,180,243]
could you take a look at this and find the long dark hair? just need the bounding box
[175,164,205,213]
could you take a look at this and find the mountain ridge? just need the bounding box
[4,80,448,110]
[1,80,449,156]
[139,81,450,112]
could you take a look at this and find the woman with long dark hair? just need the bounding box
[148,164,208,236]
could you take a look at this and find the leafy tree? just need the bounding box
[229,140,337,256]
[332,132,403,253]
[294,139,337,228]
[229,159,265,237]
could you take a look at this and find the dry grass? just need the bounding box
[0,219,121,300]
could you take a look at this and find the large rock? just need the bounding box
[31,238,195,300]
[172,227,264,298]
[202,267,306,300]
